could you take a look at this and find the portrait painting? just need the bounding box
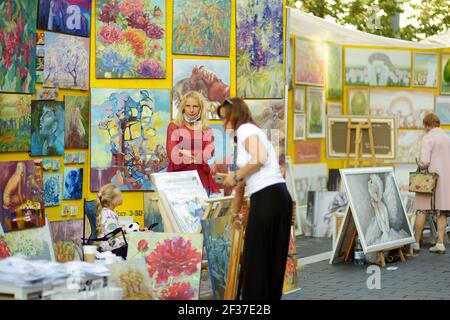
[63,167,83,200]
[0,94,31,152]
[64,95,89,149]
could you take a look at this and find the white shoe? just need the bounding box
[411,242,420,253]
[429,243,446,254]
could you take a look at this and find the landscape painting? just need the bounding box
[326,42,343,100]
[413,52,438,88]
[64,95,89,149]
[295,37,324,86]
[306,87,326,138]
[43,173,61,207]
[63,167,83,200]
[0,94,31,152]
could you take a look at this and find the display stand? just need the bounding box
[344,118,379,168]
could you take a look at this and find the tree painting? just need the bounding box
[0,0,37,93]
[0,94,31,152]
[64,95,89,149]
[43,32,89,90]
[236,0,284,98]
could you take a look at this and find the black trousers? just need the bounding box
[242,183,292,300]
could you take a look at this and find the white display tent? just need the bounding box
[421,29,450,47]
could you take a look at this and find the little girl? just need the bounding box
[96,183,128,259]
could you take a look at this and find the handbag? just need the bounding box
[408,163,438,194]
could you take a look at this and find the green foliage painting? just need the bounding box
[326,43,343,100]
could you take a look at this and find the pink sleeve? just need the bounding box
[419,134,433,168]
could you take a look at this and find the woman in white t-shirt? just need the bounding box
[218,98,292,300]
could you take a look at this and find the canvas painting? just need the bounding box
[246,100,286,165]
[394,164,416,193]
[413,52,438,88]
[50,219,84,262]
[37,31,45,45]
[0,0,37,93]
[348,88,369,115]
[345,48,411,87]
[0,94,31,152]
[295,37,324,86]
[52,159,60,170]
[435,95,450,125]
[172,0,230,56]
[0,161,45,233]
[63,168,83,200]
[143,192,164,232]
[43,32,89,90]
[90,89,170,191]
[293,113,306,141]
[37,45,45,58]
[36,88,58,100]
[31,101,64,156]
[326,42,343,100]
[95,0,166,79]
[440,53,450,94]
[202,215,232,300]
[327,102,342,116]
[292,164,328,207]
[0,229,11,259]
[369,89,434,128]
[306,87,325,138]
[64,95,89,149]
[209,124,234,196]
[340,167,415,253]
[127,232,203,300]
[43,173,61,207]
[236,0,283,98]
[293,86,305,113]
[282,255,298,293]
[173,59,230,120]
[37,0,91,37]
[295,141,321,163]
[397,130,424,163]
[42,159,52,171]
[36,56,45,72]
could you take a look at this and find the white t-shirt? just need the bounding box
[235,123,285,196]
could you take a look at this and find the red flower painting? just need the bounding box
[137,239,148,252]
[0,239,11,259]
[160,282,195,300]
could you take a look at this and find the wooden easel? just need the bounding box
[344,118,379,168]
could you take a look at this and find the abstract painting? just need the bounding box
[202,215,232,300]
[369,89,434,128]
[293,113,305,141]
[43,32,89,90]
[0,161,45,233]
[127,232,203,300]
[327,102,342,116]
[397,130,424,163]
[345,48,411,87]
[64,95,89,149]
[295,141,321,163]
[43,173,61,207]
[341,167,415,253]
[173,59,230,120]
[0,94,31,152]
[0,0,37,93]
[37,0,91,37]
[172,0,230,56]
[63,168,83,200]
[440,53,450,94]
[143,192,164,232]
[236,0,283,98]
[306,87,325,138]
[91,89,170,191]
[36,88,58,100]
[348,88,369,115]
[293,86,305,113]
[50,219,84,262]
[326,42,343,100]
[31,100,65,156]
[435,95,450,125]
[413,52,438,88]
[295,37,324,86]
[394,164,416,193]
[246,100,286,165]
[95,0,166,79]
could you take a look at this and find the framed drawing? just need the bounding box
[306,87,325,138]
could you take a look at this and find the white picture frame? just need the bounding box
[293,113,306,141]
[306,87,325,138]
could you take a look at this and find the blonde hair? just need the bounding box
[423,112,440,128]
[174,91,209,130]
[96,183,121,236]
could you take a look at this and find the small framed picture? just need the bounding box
[294,86,306,113]
[293,113,306,140]
[327,102,342,116]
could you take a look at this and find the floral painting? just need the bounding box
[0,94,31,152]
[95,0,166,79]
[282,255,298,293]
[436,95,450,125]
[37,0,91,37]
[306,87,326,138]
[413,52,438,88]
[0,0,37,93]
[326,42,343,99]
[36,88,58,100]
[0,161,45,233]
[128,232,203,300]
[90,89,170,191]
[31,101,65,156]
[173,59,230,120]
[64,95,89,149]
[172,0,230,56]
[236,0,283,98]
[345,48,411,87]
[43,173,62,207]
[43,32,89,90]
[63,168,83,200]
[295,37,324,86]
[0,235,11,259]
[441,53,450,94]
[50,219,84,262]
[348,88,369,115]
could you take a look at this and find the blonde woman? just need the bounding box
[166,91,218,195]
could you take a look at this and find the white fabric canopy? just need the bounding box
[420,29,450,47]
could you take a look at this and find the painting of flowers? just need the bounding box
[0,94,31,153]
[295,37,324,86]
[0,235,11,259]
[90,88,170,191]
[43,173,62,207]
[43,32,89,90]
[95,0,166,79]
[64,95,89,149]
[37,0,91,37]
[236,0,283,98]
[128,232,203,300]
[50,219,84,262]
[172,0,230,56]
[63,167,83,200]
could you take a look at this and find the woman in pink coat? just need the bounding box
[413,113,450,254]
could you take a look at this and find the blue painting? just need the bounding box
[63,168,83,200]
[43,173,61,207]
[30,101,65,156]
[37,0,91,37]
[202,215,232,300]
[143,193,164,232]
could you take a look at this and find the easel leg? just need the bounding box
[379,251,386,268]
[398,248,406,263]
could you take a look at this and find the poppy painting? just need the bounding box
[0,94,31,153]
